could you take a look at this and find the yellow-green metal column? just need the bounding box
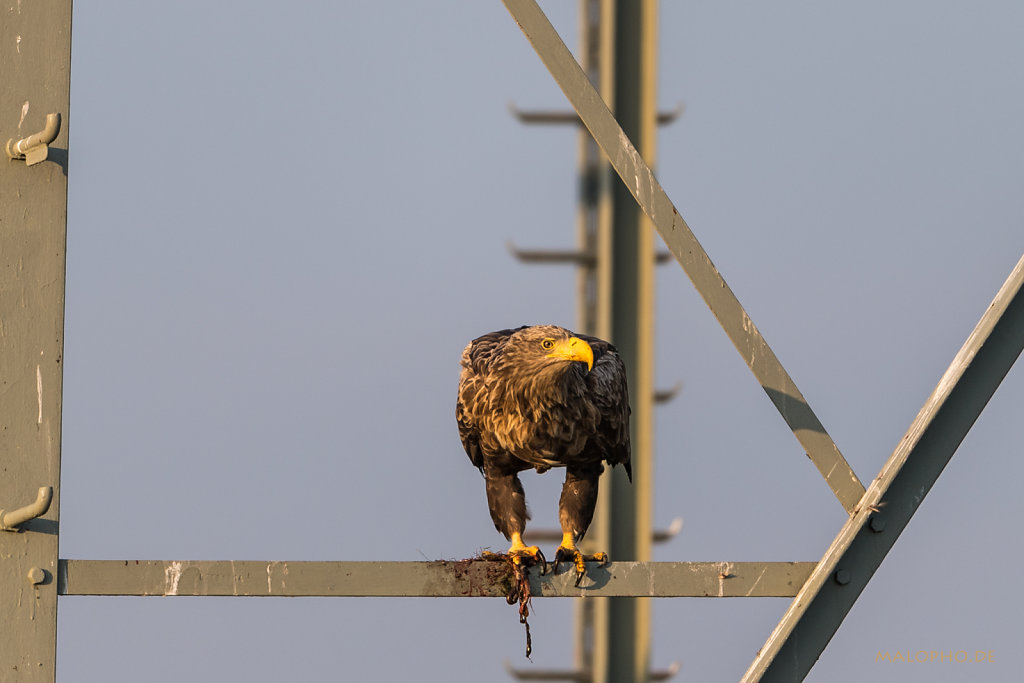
[573,0,610,673]
[591,1,658,682]
[0,2,72,681]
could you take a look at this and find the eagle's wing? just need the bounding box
[578,334,632,480]
[456,327,525,470]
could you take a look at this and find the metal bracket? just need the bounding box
[507,242,673,266]
[6,113,61,166]
[0,486,54,531]
[654,381,683,405]
[505,659,680,681]
[509,102,685,126]
[525,516,683,546]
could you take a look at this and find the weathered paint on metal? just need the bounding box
[742,254,1024,682]
[57,560,815,598]
[0,2,72,681]
[500,0,866,514]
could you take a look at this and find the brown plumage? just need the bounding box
[456,325,630,576]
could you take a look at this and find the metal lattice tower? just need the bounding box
[509,1,679,679]
[3,2,1023,682]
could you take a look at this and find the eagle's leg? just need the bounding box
[555,466,607,586]
[485,468,546,569]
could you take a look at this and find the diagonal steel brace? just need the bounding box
[500,0,865,513]
[743,253,1024,681]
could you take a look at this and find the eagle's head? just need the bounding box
[500,325,594,377]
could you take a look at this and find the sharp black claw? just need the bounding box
[574,568,584,588]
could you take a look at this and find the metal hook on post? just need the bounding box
[0,486,54,531]
[6,112,61,166]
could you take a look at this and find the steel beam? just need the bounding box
[571,6,613,677]
[0,3,73,682]
[742,253,1024,682]
[57,560,814,598]
[597,2,659,681]
[500,0,866,514]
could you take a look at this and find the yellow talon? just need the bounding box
[555,535,608,586]
[505,532,547,572]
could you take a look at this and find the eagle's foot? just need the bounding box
[488,532,546,574]
[508,545,547,574]
[554,546,608,587]
[480,549,547,574]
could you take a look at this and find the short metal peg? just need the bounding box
[834,569,851,585]
[27,567,46,586]
[6,112,61,166]
[654,381,683,404]
[0,486,54,531]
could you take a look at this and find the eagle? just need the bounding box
[456,325,631,582]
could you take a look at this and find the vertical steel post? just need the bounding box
[591,1,658,682]
[573,1,608,673]
[0,2,73,681]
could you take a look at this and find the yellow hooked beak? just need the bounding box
[547,336,594,372]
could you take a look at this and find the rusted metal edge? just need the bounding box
[500,0,866,513]
[57,560,814,598]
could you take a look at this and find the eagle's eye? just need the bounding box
[541,338,555,350]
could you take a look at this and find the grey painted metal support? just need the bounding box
[57,560,814,598]
[0,2,72,681]
[500,0,866,514]
[742,253,1024,682]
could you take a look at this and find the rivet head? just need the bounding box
[870,516,887,533]
[834,569,851,585]
[27,567,46,586]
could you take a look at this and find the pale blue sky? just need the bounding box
[57,1,1022,681]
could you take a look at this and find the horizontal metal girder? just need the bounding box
[57,560,814,598]
[500,0,865,513]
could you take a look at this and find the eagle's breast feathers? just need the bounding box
[456,325,631,477]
